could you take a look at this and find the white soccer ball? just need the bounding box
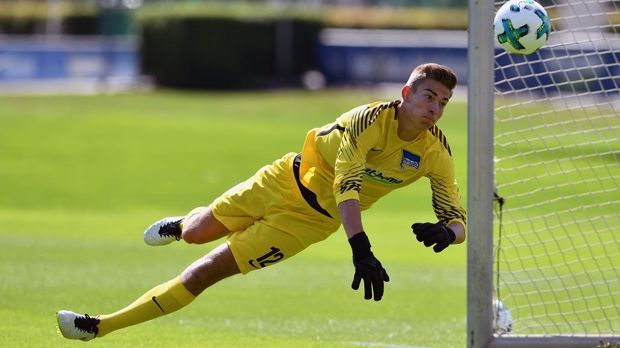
[493,299,514,334]
[494,0,551,55]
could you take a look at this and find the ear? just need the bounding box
[401,85,412,100]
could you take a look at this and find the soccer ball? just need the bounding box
[493,299,514,334]
[494,0,551,55]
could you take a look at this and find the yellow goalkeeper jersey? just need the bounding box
[298,100,466,227]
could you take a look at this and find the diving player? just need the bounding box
[57,63,466,341]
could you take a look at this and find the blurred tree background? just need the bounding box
[0,0,469,36]
[0,0,471,90]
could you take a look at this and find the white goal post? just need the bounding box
[468,1,620,347]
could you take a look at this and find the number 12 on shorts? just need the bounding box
[249,246,284,269]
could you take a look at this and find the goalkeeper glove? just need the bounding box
[348,232,390,301]
[411,222,456,253]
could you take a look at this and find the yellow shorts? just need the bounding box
[212,152,341,274]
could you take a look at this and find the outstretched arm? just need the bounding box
[416,152,466,251]
[411,220,466,253]
[339,199,364,238]
[339,199,390,301]
[448,220,466,244]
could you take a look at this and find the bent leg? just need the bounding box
[181,206,231,244]
[180,243,240,295]
[96,243,239,337]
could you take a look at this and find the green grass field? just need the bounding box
[0,90,469,347]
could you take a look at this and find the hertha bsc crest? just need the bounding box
[401,150,420,170]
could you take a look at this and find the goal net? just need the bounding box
[492,0,619,345]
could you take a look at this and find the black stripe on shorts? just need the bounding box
[292,154,333,218]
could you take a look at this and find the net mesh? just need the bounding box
[493,0,620,336]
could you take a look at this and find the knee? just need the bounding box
[181,244,240,295]
[181,207,229,244]
[184,230,223,245]
[181,229,205,244]
[181,223,211,244]
[180,207,206,244]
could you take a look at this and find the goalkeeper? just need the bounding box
[57,63,467,341]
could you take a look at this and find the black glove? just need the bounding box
[411,222,456,253]
[348,232,390,301]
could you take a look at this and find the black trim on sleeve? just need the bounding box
[317,123,345,136]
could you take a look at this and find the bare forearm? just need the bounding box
[338,199,363,238]
[339,198,390,301]
[448,221,466,244]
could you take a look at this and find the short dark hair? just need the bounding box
[406,63,458,91]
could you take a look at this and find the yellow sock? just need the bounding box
[97,277,195,337]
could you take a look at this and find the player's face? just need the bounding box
[400,78,452,131]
